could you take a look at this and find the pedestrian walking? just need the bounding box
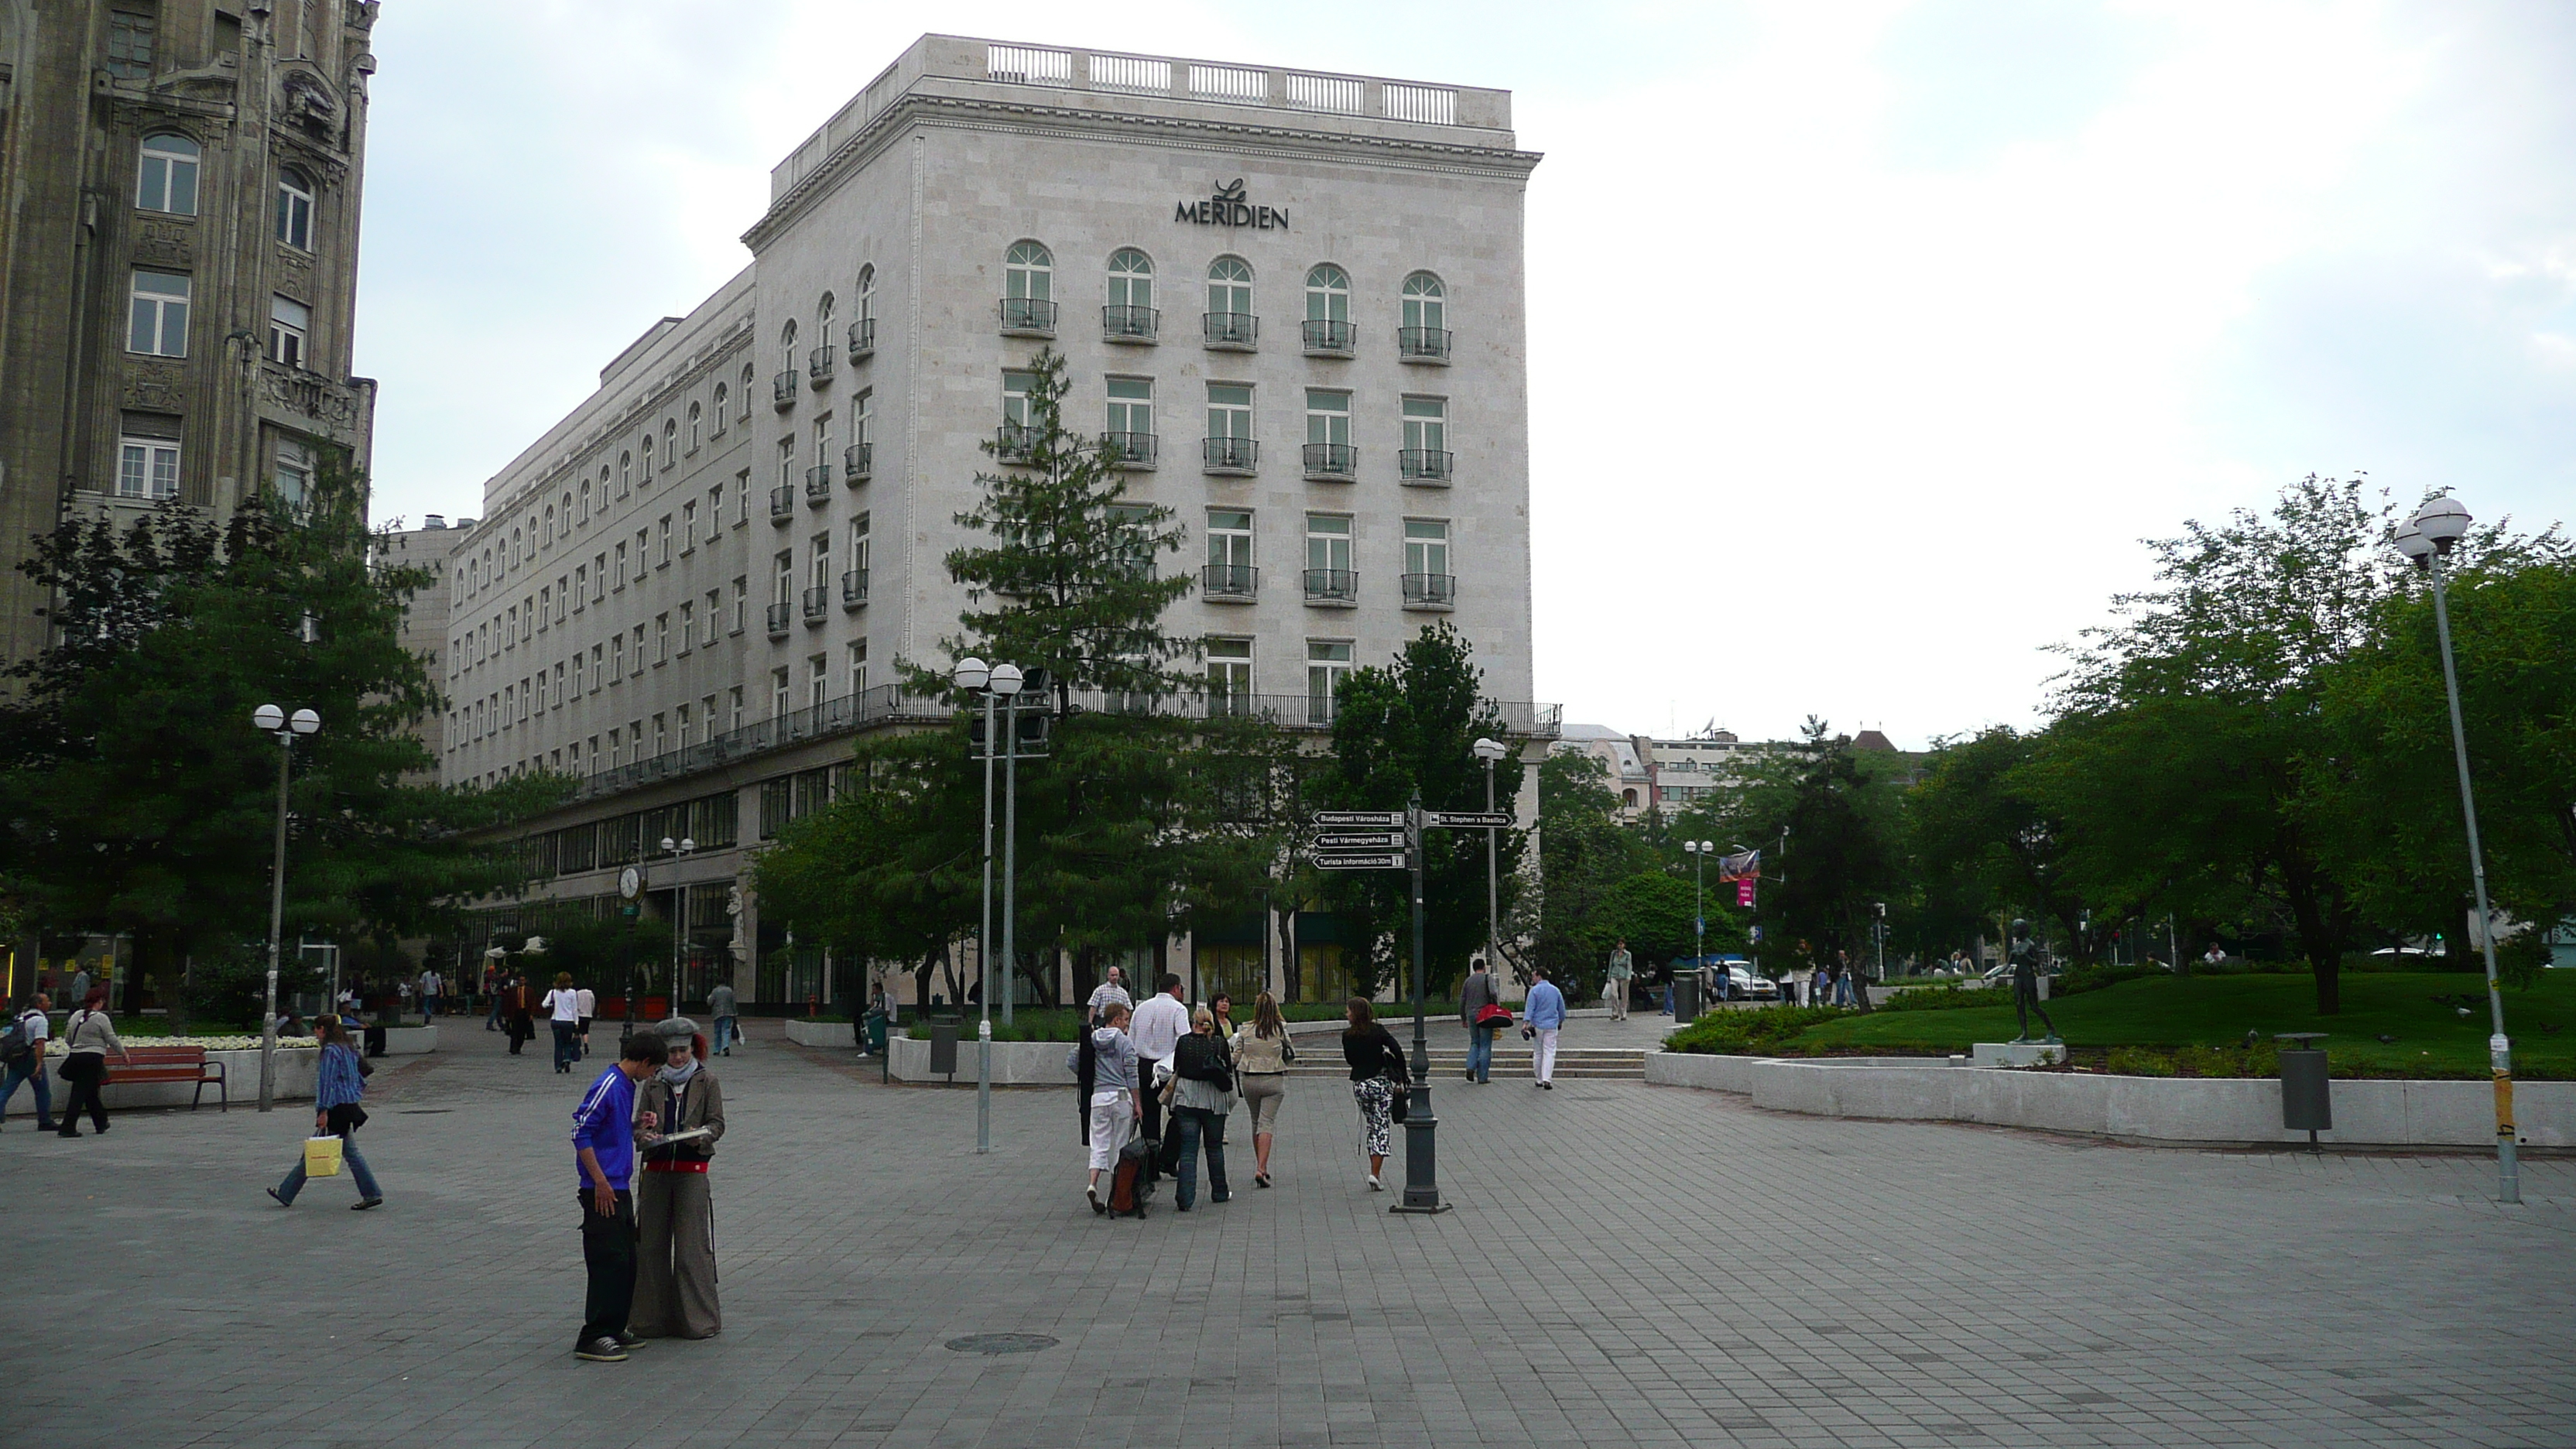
[542,974,582,1074]
[1341,998,1408,1192]
[505,975,536,1054]
[1229,992,1292,1188]
[1459,959,1502,1084]
[707,980,740,1056]
[67,968,90,1011]
[1084,964,1132,1025]
[1167,1006,1235,1211]
[1523,965,1566,1090]
[575,983,597,1058]
[416,968,440,1020]
[1129,974,1189,1160]
[571,1032,668,1362]
[1068,1001,1140,1214]
[632,1019,725,1340]
[485,961,505,1030]
[1605,940,1633,1021]
[1208,990,1236,1041]
[1,992,57,1132]
[265,1016,384,1210]
[55,988,131,1136]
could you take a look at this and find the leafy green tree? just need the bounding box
[1739,720,1908,1005]
[1529,749,1649,988]
[0,470,562,1011]
[1909,727,2092,960]
[1315,622,1526,999]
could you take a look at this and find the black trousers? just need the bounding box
[1136,1057,1166,1167]
[577,1188,636,1347]
[58,1054,108,1132]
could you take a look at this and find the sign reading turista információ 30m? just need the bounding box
[1177,178,1286,230]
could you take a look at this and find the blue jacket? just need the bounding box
[316,1043,365,1111]
[571,1066,638,1192]
[1525,980,1567,1029]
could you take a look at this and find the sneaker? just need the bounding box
[575,1338,629,1363]
[614,1331,646,1349]
[351,1197,384,1211]
[1086,1184,1105,1215]
[1211,1192,1231,1204]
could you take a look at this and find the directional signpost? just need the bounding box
[1427,811,1512,830]
[1314,853,1407,872]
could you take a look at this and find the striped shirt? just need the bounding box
[316,1043,366,1110]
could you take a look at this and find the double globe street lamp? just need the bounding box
[953,656,1027,1155]
[252,704,319,1112]
[2393,493,2519,1204]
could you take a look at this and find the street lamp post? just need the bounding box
[2395,496,2519,1205]
[659,835,696,1023]
[1472,738,1507,974]
[1682,840,1714,975]
[252,704,320,1112]
[953,657,1026,1156]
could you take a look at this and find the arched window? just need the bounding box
[1105,248,1154,340]
[661,419,677,469]
[711,382,728,433]
[1303,263,1352,352]
[579,478,592,522]
[618,450,632,495]
[543,505,555,546]
[1005,242,1053,300]
[276,166,314,249]
[637,433,654,481]
[687,402,702,453]
[136,134,199,215]
[817,292,835,332]
[1401,272,1451,360]
[739,365,755,419]
[779,320,798,374]
[560,492,572,533]
[1206,256,1254,347]
[856,264,875,336]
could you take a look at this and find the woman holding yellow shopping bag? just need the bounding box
[265,1016,384,1210]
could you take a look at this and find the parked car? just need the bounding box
[1724,965,1780,1001]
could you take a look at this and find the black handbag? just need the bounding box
[326,1102,368,1135]
[1389,1085,1410,1125]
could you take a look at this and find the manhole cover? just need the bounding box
[944,1333,1057,1356]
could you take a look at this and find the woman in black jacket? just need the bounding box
[1340,998,1408,1192]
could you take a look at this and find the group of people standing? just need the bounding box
[570,1016,728,1362]
[1072,968,1300,1212]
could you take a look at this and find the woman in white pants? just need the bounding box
[1067,1002,1140,1213]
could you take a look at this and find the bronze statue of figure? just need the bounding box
[2009,919,2059,1044]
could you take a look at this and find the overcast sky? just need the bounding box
[355,2,2576,748]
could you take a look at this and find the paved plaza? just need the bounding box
[2,1015,2569,1449]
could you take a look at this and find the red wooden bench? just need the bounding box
[107,1045,228,1112]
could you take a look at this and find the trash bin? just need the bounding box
[2276,1032,2331,1146]
[929,1022,959,1077]
[1671,971,1701,1025]
[862,1009,888,1057]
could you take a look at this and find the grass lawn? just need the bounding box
[1783,971,2576,1079]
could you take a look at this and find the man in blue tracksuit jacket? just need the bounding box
[1523,966,1567,1089]
[571,1032,669,1362]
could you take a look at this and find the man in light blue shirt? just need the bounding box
[1523,965,1566,1090]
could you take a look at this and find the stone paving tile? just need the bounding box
[0,1015,2569,1448]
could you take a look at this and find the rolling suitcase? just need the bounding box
[1110,1136,1154,1218]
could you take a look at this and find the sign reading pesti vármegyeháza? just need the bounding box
[1177,178,1286,230]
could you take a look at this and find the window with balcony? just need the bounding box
[1303,264,1354,353]
[1303,389,1354,477]
[844,512,871,608]
[1204,256,1256,348]
[1002,241,1056,334]
[1204,383,1255,473]
[999,369,1040,461]
[1307,640,1352,724]
[809,654,831,709]
[771,667,791,719]
[1403,519,1454,606]
[807,416,834,500]
[810,293,836,384]
[276,167,314,251]
[1304,514,1355,603]
[1207,638,1253,714]
[265,295,309,368]
[1204,509,1255,599]
[1399,272,1452,360]
[1105,248,1157,341]
[1104,377,1156,467]
[136,134,198,214]
[849,639,869,697]
[127,269,190,356]
[1401,396,1452,481]
[116,418,181,499]
[850,265,876,358]
[846,390,873,481]
[805,534,831,622]
[773,322,799,408]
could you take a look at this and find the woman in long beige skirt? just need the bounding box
[632,1018,727,1339]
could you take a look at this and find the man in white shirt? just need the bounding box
[1084,965,1133,1024]
[418,968,442,1019]
[1127,974,1190,1154]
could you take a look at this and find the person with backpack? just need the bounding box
[1341,998,1409,1192]
[1166,1005,1235,1211]
[1,992,56,1132]
[265,1015,384,1210]
[56,988,131,1137]
[1067,1000,1139,1214]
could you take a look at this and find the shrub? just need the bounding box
[1663,1004,1845,1055]
[2103,1046,2177,1077]
[2054,962,2159,998]
[1880,983,1999,1012]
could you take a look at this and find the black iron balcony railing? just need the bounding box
[1203,311,1258,349]
[995,423,1042,463]
[807,345,835,385]
[1201,563,1257,599]
[846,317,875,361]
[772,371,797,409]
[804,464,834,502]
[1202,436,1257,474]
[1302,442,1356,478]
[1102,430,1158,468]
[1402,572,1457,607]
[1303,567,1358,603]
[801,586,828,623]
[999,296,1058,335]
[1397,326,1453,361]
[1399,448,1454,483]
[768,485,796,522]
[764,601,792,638]
[841,568,869,608]
[844,441,872,483]
[1102,304,1160,342]
[1301,317,1356,355]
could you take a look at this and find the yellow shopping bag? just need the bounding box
[303,1135,344,1177]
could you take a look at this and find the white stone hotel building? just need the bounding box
[433,35,1550,1009]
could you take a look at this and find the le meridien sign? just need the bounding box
[1177,178,1286,231]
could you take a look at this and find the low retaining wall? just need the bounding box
[2,1046,321,1115]
[783,1019,862,1050]
[379,1025,437,1056]
[1644,1052,2574,1149]
[886,1033,1074,1085]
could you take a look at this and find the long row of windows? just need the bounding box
[532,791,742,878]
[1200,507,1455,603]
[994,242,1448,351]
[1203,635,1359,724]
[1000,371,1451,481]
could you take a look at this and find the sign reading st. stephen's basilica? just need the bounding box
[1177,178,1286,230]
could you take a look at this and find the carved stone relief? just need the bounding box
[133,218,195,265]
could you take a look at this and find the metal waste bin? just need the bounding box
[1671,971,1701,1025]
[2276,1032,2331,1146]
[863,1009,888,1057]
[929,1021,959,1077]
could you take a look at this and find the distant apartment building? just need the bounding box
[371,512,466,772]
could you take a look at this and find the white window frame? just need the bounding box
[117,433,181,499]
[1305,389,1351,447]
[1305,512,1352,574]
[1208,256,1253,316]
[136,133,199,215]
[127,269,190,357]
[1404,518,1451,577]
[1304,263,1350,323]
[1005,241,1053,302]
[276,168,314,250]
[1108,248,1153,309]
[267,294,310,368]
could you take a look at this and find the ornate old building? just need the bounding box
[0,0,378,666]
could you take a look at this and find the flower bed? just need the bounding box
[44,1036,318,1054]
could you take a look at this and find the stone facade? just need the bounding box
[0,0,379,669]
